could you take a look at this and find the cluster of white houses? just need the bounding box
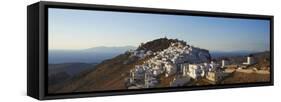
[127,42,256,89]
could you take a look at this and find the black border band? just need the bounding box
[39,1,273,100]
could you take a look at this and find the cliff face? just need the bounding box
[49,38,211,93]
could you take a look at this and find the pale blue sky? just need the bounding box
[48,8,270,52]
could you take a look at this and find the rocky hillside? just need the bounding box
[49,38,211,93]
[48,63,96,87]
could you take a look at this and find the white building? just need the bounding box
[206,70,224,82]
[165,62,177,77]
[182,62,225,82]
[187,64,203,79]
[144,71,158,88]
[221,59,229,68]
[243,56,255,65]
[181,63,189,76]
[130,65,146,80]
[209,61,219,71]
[146,50,153,56]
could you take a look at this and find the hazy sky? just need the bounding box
[48,8,270,52]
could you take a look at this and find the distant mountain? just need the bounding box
[49,46,136,64]
[84,46,136,53]
[48,38,211,93]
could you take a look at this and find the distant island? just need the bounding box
[49,46,136,64]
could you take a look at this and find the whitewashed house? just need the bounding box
[206,70,224,82]
[164,62,177,77]
[221,59,229,68]
[243,55,255,65]
[188,64,203,79]
[209,61,219,71]
[144,71,158,88]
[181,63,189,76]
[131,65,146,80]
[146,50,153,56]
